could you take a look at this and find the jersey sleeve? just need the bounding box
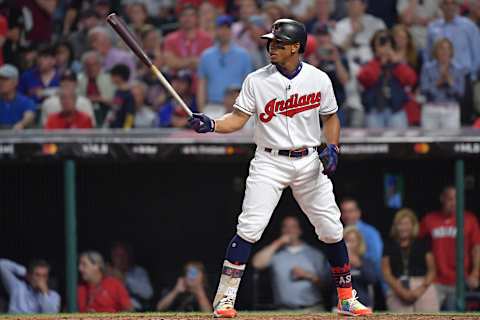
[233,74,256,115]
[319,74,338,115]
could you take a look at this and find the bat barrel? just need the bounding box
[106,13,152,68]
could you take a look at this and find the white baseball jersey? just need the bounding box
[234,62,338,149]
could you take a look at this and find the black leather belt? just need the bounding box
[264,147,317,158]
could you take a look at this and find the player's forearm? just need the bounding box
[214,110,249,133]
[321,113,340,146]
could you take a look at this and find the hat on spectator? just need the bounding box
[0,64,19,79]
[60,70,77,82]
[216,15,234,27]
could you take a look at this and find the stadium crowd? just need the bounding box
[0,0,480,129]
[0,186,479,313]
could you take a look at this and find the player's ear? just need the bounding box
[291,43,300,54]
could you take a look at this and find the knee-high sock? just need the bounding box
[325,239,353,300]
[213,235,252,308]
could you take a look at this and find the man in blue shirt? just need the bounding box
[197,15,253,118]
[18,46,60,104]
[0,64,36,129]
[0,258,60,313]
[339,197,383,274]
[425,0,480,79]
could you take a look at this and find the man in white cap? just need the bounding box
[0,64,36,130]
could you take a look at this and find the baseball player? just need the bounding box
[189,19,372,317]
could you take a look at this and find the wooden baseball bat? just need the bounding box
[106,13,193,117]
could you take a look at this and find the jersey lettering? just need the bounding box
[259,91,321,123]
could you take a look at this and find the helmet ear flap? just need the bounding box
[266,39,271,53]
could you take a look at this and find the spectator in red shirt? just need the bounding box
[45,87,93,130]
[474,117,480,128]
[0,14,7,66]
[358,29,417,129]
[78,251,132,313]
[163,5,213,76]
[419,186,480,311]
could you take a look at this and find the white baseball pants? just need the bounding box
[236,147,343,244]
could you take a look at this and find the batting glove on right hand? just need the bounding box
[188,113,215,133]
[318,144,339,176]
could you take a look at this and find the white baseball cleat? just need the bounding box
[213,295,237,318]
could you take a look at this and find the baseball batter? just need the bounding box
[189,19,372,317]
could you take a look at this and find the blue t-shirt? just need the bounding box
[110,89,134,128]
[198,43,252,104]
[18,68,60,104]
[0,93,36,127]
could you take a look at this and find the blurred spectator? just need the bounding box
[198,2,219,37]
[474,116,480,128]
[263,2,288,27]
[126,1,150,39]
[78,51,115,124]
[54,41,81,75]
[382,209,439,312]
[156,261,212,312]
[252,216,328,310]
[18,46,39,73]
[1,3,26,67]
[157,70,194,128]
[0,258,60,313]
[88,26,136,80]
[339,197,383,274]
[163,5,213,77]
[358,30,417,129]
[78,251,132,312]
[305,0,336,33]
[0,64,35,130]
[468,0,480,27]
[19,45,60,104]
[307,23,349,124]
[397,0,439,49]
[108,242,154,311]
[420,38,465,129]
[419,186,480,311]
[15,0,57,45]
[105,64,134,129]
[392,24,420,71]
[45,87,94,130]
[197,15,252,118]
[68,9,101,60]
[337,226,377,308]
[41,70,95,126]
[131,81,156,128]
[367,0,398,28]
[0,13,7,65]
[275,0,315,22]
[231,0,261,54]
[93,0,114,19]
[140,24,162,59]
[332,0,386,127]
[244,15,270,69]
[425,0,480,79]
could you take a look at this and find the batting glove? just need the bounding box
[318,144,339,176]
[188,113,215,133]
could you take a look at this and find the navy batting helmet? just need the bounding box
[261,19,307,53]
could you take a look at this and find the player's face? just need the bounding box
[268,39,298,64]
[281,217,302,240]
[340,200,361,225]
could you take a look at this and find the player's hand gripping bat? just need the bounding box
[106,13,193,117]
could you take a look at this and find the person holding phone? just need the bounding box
[382,208,438,312]
[156,261,212,312]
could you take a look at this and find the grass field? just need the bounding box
[1,312,480,320]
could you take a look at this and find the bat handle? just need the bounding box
[150,66,193,118]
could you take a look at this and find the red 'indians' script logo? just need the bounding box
[259,91,321,123]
